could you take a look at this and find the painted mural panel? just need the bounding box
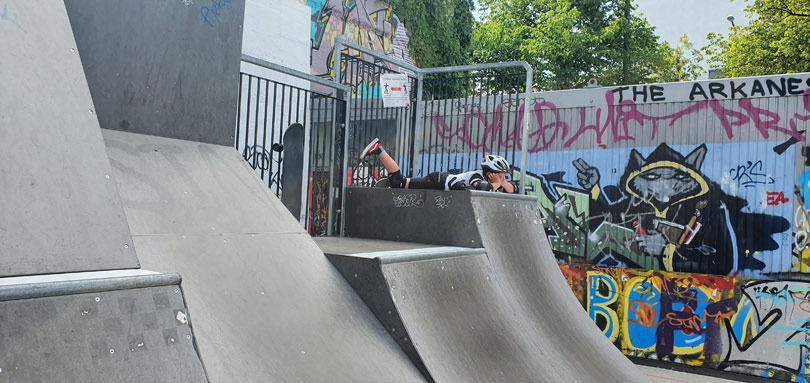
[307,0,413,81]
[560,264,810,381]
[522,142,794,277]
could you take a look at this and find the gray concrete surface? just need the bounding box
[316,237,443,255]
[470,192,651,381]
[0,0,138,277]
[338,188,651,382]
[0,275,206,382]
[104,129,424,382]
[639,365,745,383]
[65,0,245,146]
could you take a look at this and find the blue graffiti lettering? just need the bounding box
[200,0,231,29]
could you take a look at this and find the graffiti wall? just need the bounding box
[560,263,810,381]
[415,73,810,380]
[306,0,413,81]
[419,73,810,279]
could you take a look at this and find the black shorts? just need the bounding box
[407,172,449,190]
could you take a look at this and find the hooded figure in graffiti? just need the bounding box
[572,143,789,275]
[359,138,518,193]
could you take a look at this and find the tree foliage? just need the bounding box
[701,0,810,77]
[472,0,702,90]
[387,0,476,68]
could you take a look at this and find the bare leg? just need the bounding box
[379,151,411,188]
[379,151,400,174]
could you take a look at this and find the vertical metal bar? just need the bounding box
[260,79,270,180]
[412,73,424,176]
[326,40,344,236]
[235,74,244,150]
[298,91,310,226]
[462,75,473,172]
[310,97,324,233]
[496,74,507,156]
[269,82,278,183]
[340,95,351,236]
[519,67,533,195]
[252,79,262,169]
[295,88,302,122]
[409,75,422,176]
[243,75,253,158]
[426,78,437,174]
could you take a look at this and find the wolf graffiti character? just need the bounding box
[573,143,789,274]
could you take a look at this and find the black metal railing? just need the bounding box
[235,72,344,236]
[418,71,527,178]
[339,54,418,186]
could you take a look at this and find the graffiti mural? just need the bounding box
[521,142,793,277]
[411,72,810,381]
[306,0,413,83]
[560,264,810,381]
[415,73,810,279]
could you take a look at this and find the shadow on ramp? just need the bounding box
[104,130,424,382]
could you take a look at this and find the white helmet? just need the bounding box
[481,154,510,173]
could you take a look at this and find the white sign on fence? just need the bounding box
[380,73,410,108]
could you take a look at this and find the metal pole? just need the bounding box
[412,73,425,176]
[336,38,421,74]
[325,41,343,236]
[519,65,533,195]
[340,97,351,237]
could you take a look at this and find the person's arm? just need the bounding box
[500,181,518,194]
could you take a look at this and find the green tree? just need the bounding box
[387,0,475,68]
[701,0,810,77]
[647,34,705,83]
[473,0,701,90]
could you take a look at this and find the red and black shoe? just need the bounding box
[359,138,383,160]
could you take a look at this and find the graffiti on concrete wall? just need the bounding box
[306,0,413,87]
[561,264,810,381]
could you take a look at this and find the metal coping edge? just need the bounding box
[0,273,182,302]
[469,190,538,202]
[376,247,488,264]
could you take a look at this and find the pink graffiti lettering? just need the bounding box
[433,90,810,153]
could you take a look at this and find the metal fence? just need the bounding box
[236,73,309,196]
[338,53,418,187]
[417,70,528,178]
[237,55,349,237]
[332,39,533,201]
[235,46,532,237]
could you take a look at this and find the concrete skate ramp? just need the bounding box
[0,0,138,276]
[64,0,245,146]
[0,272,207,382]
[320,239,564,382]
[343,188,650,382]
[103,130,424,382]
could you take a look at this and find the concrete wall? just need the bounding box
[65,0,246,146]
[242,0,310,81]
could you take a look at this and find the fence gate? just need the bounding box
[237,55,349,236]
[336,50,419,188]
[235,44,533,237]
[332,39,533,236]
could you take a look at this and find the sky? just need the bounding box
[472,0,750,75]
